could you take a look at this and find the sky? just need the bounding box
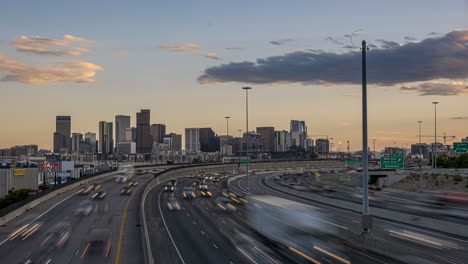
[0,0,467,151]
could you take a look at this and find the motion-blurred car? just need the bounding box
[167,198,181,210]
[169,179,178,187]
[128,181,138,186]
[81,229,112,259]
[94,184,101,190]
[74,200,93,216]
[78,185,94,195]
[200,190,212,197]
[216,197,237,211]
[40,221,71,249]
[121,186,132,195]
[164,184,175,192]
[199,183,209,190]
[9,221,44,241]
[92,190,107,199]
[183,187,196,199]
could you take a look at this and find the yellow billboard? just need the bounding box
[13,169,25,176]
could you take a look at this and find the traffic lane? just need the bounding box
[0,175,128,264]
[240,174,468,264]
[165,179,245,264]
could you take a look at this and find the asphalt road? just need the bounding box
[230,172,468,264]
[0,171,152,264]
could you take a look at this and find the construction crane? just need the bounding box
[416,133,456,145]
[309,135,333,140]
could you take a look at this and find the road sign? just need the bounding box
[240,158,251,163]
[13,169,24,176]
[340,176,351,181]
[38,161,61,172]
[454,142,468,153]
[392,153,404,157]
[380,156,404,169]
[346,160,362,166]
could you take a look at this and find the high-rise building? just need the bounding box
[136,110,152,153]
[166,133,182,151]
[115,115,130,144]
[199,128,220,152]
[150,124,166,144]
[315,139,330,154]
[99,121,113,154]
[290,120,307,149]
[256,127,275,151]
[185,128,200,151]
[84,132,97,153]
[243,132,262,152]
[274,130,291,152]
[53,116,71,153]
[219,135,233,148]
[125,127,137,142]
[71,133,83,153]
[411,143,429,158]
[462,137,468,143]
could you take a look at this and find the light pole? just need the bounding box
[432,102,438,169]
[372,139,376,153]
[418,121,423,191]
[361,40,371,234]
[225,116,231,137]
[418,121,423,144]
[238,129,242,173]
[243,87,252,193]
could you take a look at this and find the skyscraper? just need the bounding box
[274,130,291,152]
[53,115,71,153]
[115,115,130,144]
[315,139,330,154]
[256,127,275,151]
[71,133,83,153]
[85,132,97,153]
[290,120,308,149]
[125,127,137,142]
[185,128,219,152]
[99,121,113,154]
[167,133,182,151]
[136,109,152,153]
[150,124,166,143]
[185,128,200,151]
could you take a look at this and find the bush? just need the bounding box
[453,174,463,184]
[0,189,31,209]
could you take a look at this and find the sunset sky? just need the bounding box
[1,0,467,151]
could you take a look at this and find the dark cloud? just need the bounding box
[325,36,344,45]
[368,44,378,48]
[404,36,417,41]
[344,34,352,38]
[449,116,468,120]
[198,30,468,94]
[342,45,355,49]
[375,39,400,49]
[400,82,468,96]
[428,32,439,35]
[225,47,243,50]
[270,38,293,45]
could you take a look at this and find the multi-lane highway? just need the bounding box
[0,169,153,264]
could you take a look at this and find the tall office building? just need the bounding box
[315,139,330,154]
[85,132,97,153]
[125,127,137,142]
[115,115,130,144]
[53,115,71,153]
[99,121,113,154]
[136,109,152,153]
[199,128,220,152]
[71,133,83,153]
[185,128,200,151]
[150,124,166,143]
[256,127,275,151]
[290,120,308,149]
[166,133,182,151]
[274,130,291,152]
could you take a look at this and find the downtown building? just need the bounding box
[53,116,71,153]
[274,130,291,152]
[315,138,330,154]
[115,115,130,145]
[125,127,137,142]
[256,127,275,151]
[99,121,113,154]
[136,110,152,154]
[290,120,308,150]
[150,124,166,144]
[185,128,220,152]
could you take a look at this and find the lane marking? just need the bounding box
[158,191,186,264]
[213,243,218,249]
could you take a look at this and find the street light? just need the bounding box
[432,102,439,169]
[361,40,371,234]
[225,116,231,137]
[418,121,423,191]
[242,87,252,193]
[418,121,423,144]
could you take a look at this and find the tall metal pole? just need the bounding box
[225,116,231,137]
[418,121,422,144]
[238,129,242,172]
[243,87,252,193]
[418,121,423,191]
[361,40,371,233]
[432,102,438,168]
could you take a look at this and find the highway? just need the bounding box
[0,169,153,264]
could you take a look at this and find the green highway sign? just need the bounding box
[392,153,404,157]
[346,160,362,166]
[240,158,251,163]
[340,176,351,181]
[381,156,404,169]
[454,142,468,153]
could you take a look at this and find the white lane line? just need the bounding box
[158,191,186,264]
[201,230,206,236]
[192,221,196,225]
[213,243,218,249]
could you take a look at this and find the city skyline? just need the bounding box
[1,1,467,150]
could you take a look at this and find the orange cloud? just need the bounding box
[205,53,220,59]
[113,51,129,56]
[160,43,200,52]
[13,35,93,56]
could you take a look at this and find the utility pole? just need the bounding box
[361,40,371,234]
[225,116,231,137]
[238,129,242,173]
[372,139,376,153]
[432,102,439,168]
[347,140,350,155]
[242,87,252,193]
[418,121,423,191]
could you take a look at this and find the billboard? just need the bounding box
[13,169,25,176]
[38,162,61,172]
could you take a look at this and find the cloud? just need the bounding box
[325,36,344,45]
[0,53,103,84]
[198,30,468,92]
[375,39,400,48]
[205,53,220,59]
[428,32,439,35]
[400,82,468,96]
[404,36,417,41]
[13,35,92,56]
[160,43,200,52]
[270,38,293,45]
[449,116,468,120]
[342,45,355,49]
[225,47,243,50]
[113,51,128,56]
